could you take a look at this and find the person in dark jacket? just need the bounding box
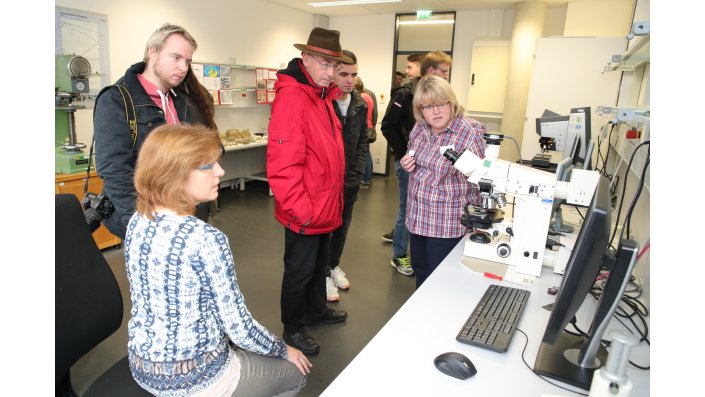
[325,50,369,302]
[93,23,199,239]
[358,77,377,188]
[380,50,452,276]
[267,27,352,356]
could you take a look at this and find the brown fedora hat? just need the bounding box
[294,27,354,64]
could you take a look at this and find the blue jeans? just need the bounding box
[393,159,410,258]
[362,148,372,184]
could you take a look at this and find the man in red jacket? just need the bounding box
[267,27,352,355]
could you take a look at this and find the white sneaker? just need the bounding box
[326,277,339,302]
[330,266,350,290]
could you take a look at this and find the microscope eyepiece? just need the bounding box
[443,148,460,164]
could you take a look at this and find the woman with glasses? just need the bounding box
[399,75,487,288]
[124,124,311,396]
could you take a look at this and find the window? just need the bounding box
[55,6,111,97]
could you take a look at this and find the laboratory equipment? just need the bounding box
[443,133,599,281]
[533,107,592,169]
[533,174,640,389]
[55,54,91,174]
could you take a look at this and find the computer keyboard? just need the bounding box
[456,284,531,353]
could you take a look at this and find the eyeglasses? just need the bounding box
[420,101,450,112]
[310,55,342,71]
[433,65,450,74]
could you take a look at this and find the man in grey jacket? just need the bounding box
[93,23,197,239]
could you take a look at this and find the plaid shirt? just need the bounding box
[406,116,486,238]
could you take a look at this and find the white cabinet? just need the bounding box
[466,40,510,116]
[465,40,510,135]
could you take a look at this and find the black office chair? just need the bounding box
[55,193,152,397]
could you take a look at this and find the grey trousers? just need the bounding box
[232,350,307,397]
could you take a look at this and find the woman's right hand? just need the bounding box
[286,345,313,375]
[400,154,416,173]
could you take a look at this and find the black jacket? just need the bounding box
[93,62,193,239]
[333,89,369,203]
[381,78,419,160]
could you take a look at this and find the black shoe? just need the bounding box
[308,308,348,325]
[283,330,320,355]
[381,230,393,243]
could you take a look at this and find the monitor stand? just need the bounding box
[534,332,608,390]
[534,239,639,391]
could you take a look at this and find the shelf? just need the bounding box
[222,141,267,152]
[604,33,650,72]
[466,111,503,120]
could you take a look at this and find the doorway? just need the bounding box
[380,11,456,175]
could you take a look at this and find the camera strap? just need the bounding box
[84,84,138,195]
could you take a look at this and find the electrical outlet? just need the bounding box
[374,157,381,164]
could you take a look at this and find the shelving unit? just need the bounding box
[603,33,650,72]
[194,61,277,191]
[600,24,650,192]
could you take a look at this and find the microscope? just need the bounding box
[55,54,91,174]
[443,133,599,282]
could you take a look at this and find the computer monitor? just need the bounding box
[569,107,591,165]
[568,134,580,165]
[550,157,574,233]
[581,141,595,171]
[533,175,639,390]
[536,107,591,164]
[554,156,573,183]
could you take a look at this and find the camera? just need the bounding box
[82,192,114,233]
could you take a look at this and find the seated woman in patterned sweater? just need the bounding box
[124,123,311,396]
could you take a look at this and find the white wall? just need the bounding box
[54,2,577,174]
[329,14,396,174]
[56,0,316,144]
[565,0,633,37]
[57,0,313,80]
[607,0,651,306]
[330,9,519,173]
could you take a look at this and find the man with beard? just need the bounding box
[93,23,199,239]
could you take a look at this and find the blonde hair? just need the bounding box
[134,124,222,219]
[143,23,198,63]
[412,75,465,122]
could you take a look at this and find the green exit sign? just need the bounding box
[416,10,432,19]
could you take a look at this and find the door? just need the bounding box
[466,41,510,114]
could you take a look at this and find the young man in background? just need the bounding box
[380,50,452,276]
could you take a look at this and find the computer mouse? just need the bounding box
[434,352,477,380]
